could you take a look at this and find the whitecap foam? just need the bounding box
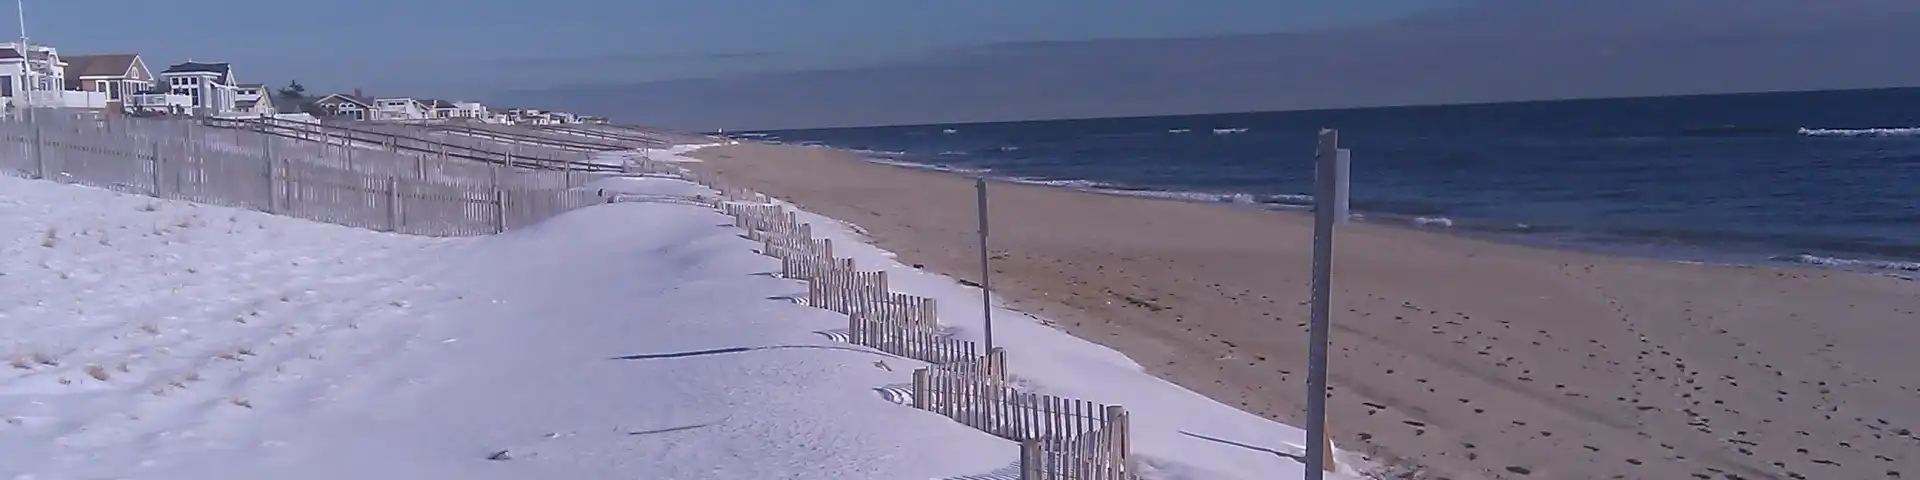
[1773,253,1920,272]
[860,156,992,175]
[1212,128,1250,135]
[1797,126,1920,137]
[1414,216,1455,227]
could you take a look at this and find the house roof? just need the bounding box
[63,54,140,78]
[314,93,372,107]
[162,61,231,76]
[0,46,57,62]
[237,83,265,89]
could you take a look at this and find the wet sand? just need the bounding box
[687,141,1920,480]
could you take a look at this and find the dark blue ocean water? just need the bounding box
[742,88,1920,272]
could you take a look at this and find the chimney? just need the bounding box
[354,87,364,99]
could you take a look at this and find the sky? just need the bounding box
[25,0,1455,96]
[25,0,1920,129]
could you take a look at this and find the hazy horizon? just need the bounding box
[497,0,1920,130]
[26,0,1920,130]
[662,86,1920,133]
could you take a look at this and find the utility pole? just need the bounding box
[16,0,32,113]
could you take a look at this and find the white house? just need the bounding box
[158,61,240,116]
[231,83,276,117]
[453,101,488,119]
[311,93,371,121]
[0,42,112,112]
[62,53,153,112]
[371,97,429,121]
[126,87,192,115]
[421,99,460,119]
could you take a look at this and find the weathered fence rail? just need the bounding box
[3,112,604,236]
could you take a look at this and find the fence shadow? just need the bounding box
[610,344,888,361]
[1178,430,1306,464]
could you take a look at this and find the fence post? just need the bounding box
[150,140,163,197]
[986,347,1007,382]
[1019,439,1042,480]
[1306,128,1342,477]
[910,368,929,409]
[265,142,280,214]
[387,176,402,232]
[494,188,509,233]
[30,112,48,181]
[415,154,427,181]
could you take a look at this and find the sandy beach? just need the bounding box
[686,142,1919,480]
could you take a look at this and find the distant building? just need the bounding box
[371,97,429,121]
[0,42,114,112]
[423,99,460,119]
[311,93,372,121]
[233,83,276,117]
[453,101,488,119]
[62,53,153,112]
[158,61,241,116]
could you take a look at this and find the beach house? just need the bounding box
[233,83,276,116]
[423,99,459,119]
[61,53,153,112]
[454,101,488,119]
[0,42,115,111]
[371,97,429,121]
[158,61,240,116]
[310,93,372,121]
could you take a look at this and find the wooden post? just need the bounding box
[387,176,402,232]
[1020,439,1042,480]
[30,113,46,181]
[986,347,1007,382]
[1306,129,1342,476]
[494,189,509,233]
[149,140,163,197]
[911,369,930,410]
[265,148,280,214]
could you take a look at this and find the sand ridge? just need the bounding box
[687,142,1920,480]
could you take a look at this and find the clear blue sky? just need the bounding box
[23,0,1460,99]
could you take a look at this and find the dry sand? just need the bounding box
[687,142,1920,480]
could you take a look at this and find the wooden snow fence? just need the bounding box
[914,366,1135,480]
[693,182,1136,480]
[623,157,685,176]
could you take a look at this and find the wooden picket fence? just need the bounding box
[700,181,1136,479]
[915,368,1133,480]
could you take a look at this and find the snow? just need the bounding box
[674,188,1362,480]
[1,144,1351,480]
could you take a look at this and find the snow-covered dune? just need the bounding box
[4,147,1350,479]
[0,174,1008,479]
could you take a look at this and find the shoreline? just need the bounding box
[744,140,1920,277]
[680,140,1920,480]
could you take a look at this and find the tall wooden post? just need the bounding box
[1305,129,1343,477]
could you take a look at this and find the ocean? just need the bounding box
[737,88,1920,273]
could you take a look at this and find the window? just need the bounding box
[109,81,121,100]
[0,76,11,97]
